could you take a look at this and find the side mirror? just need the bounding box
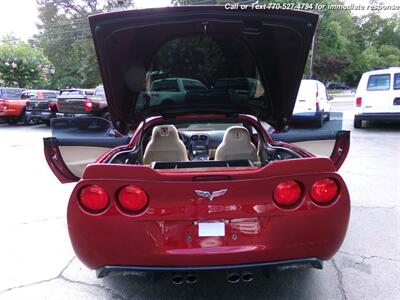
[327,95,334,101]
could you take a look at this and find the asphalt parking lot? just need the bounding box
[0,97,399,300]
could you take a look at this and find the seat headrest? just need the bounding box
[151,125,180,140]
[222,126,251,144]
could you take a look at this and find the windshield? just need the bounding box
[60,90,84,96]
[175,123,243,131]
[135,36,267,111]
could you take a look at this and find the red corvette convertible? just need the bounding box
[44,6,350,283]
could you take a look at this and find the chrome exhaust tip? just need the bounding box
[171,274,184,285]
[185,273,198,284]
[227,272,241,284]
[242,272,254,282]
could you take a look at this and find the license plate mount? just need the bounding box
[198,222,225,237]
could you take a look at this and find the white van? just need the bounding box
[292,79,332,128]
[354,67,400,128]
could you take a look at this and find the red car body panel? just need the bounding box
[68,158,350,270]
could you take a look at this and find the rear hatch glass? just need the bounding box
[367,74,390,91]
[394,73,400,90]
[135,36,267,111]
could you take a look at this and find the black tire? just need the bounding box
[44,119,51,126]
[354,118,362,128]
[325,112,330,122]
[24,117,38,125]
[7,118,19,125]
[313,113,323,128]
[100,111,111,121]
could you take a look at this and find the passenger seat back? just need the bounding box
[143,125,188,164]
[215,126,257,162]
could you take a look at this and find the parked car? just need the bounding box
[354,67,400,128]
[136,78,207,108]
[0,87,26,124]
[326,82,348,90]
[43,7,350,281]
[24,90,59,125]
[291,79,333,128]
[56,86,109,119]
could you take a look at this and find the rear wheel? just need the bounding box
[24,117,38,125]
[44,119,51,126]
[313,113,324,128]
[353,118,362,128]
[325,112,330,122]
[7,117,19,125]
[101,111,111,121]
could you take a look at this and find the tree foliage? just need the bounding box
[0,40,50,88]
[35,0,135,89]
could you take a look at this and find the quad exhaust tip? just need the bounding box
[171,274,184,285]
[185,273,198,284]
[227,272,254,283]
[227,272,241,283]
[171,271,254,284]
[171,273,198,285]
[242,272,254,282]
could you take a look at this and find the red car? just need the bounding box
[44,7,350,283]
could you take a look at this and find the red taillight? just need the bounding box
[79,185,109,212]
[118,185,148,212]
[0,99,8,111]
[356,97,362,107]
[56,99,59,111]
[311,178,339,204]
[84,99,92,111]
[273,180,302,207]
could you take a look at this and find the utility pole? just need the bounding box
[309,33,316,79]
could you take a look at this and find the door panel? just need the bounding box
[44,117,131,183]
[59,146,115,178]
[270,130,350,170]
[292,139,336,158]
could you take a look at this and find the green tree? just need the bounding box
[0,40,51,88]
[35,0,135,89]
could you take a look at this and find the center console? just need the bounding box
[188,134,209,160]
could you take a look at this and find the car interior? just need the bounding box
[109,119,303,169]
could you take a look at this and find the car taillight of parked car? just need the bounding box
[84,99,93,112]
[118,185,149,213]
[311,178,339,205]
[273,178,340,208]
[273,180,302,207]
[356,97,362,107]
[79,185,109,213]
[0,99,8,110]
[315,90,320,111]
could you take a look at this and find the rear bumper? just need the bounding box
[96,257,323,278]
[67,161,350,273]
[355,113,400,121]
[291,111,323,121]
[56,112,92,118]
[25,110,54,120]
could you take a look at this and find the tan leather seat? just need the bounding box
[143,125,188,164]
[215,126,257,162]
